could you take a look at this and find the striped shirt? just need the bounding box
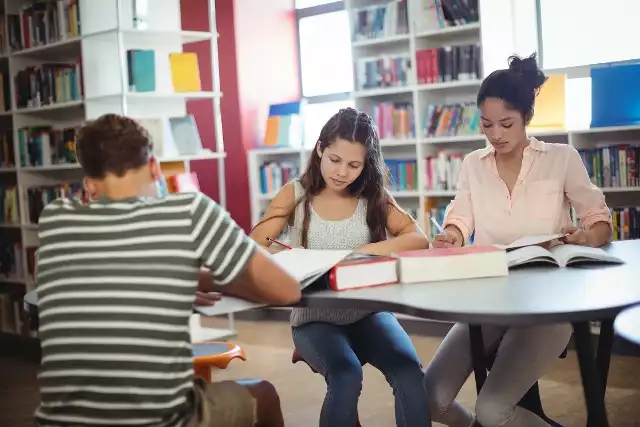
[34,192,256,427]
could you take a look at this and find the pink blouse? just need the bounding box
[443,137,612,246]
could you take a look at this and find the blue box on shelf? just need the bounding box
[591,61,640,128]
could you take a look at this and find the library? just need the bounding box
[1,1,640,427]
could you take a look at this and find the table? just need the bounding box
[297,240,640,427]
[23,240,640,426]
[614,304,640,346]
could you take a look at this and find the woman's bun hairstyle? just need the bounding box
[477,52,548,125]
[507,53,547,95]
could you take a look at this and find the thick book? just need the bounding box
[507,244,624,268]
[396,245,509,283]
[328,253,398,291]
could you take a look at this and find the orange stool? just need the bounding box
[292,348,363,427]
[192,341,246,383]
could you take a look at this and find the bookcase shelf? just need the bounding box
[248,0,640,251]
[0,0,234,340]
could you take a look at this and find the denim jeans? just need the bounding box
[292,312,430,427]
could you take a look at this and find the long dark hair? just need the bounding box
[255,107,391,248]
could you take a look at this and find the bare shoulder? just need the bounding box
[270,180,297,209]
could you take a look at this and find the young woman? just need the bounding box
[425,53,612,427]
[250,107,430,426]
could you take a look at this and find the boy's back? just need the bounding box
[35,192,255,426]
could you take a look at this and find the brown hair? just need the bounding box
[75,114,153,178]
[254,107,395,248]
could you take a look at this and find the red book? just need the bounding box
[328,254,398,291]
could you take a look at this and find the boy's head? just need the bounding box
[76,114,162,200]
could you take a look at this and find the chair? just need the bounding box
[470,325,564,427]
[292,348,363,427]
[192,341,247,383]
[189,314,247,383]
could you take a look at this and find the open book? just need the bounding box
[194,249,354,316]
[507,244,624,268]
[495,234,566,250]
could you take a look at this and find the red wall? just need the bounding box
[181,0,300,231]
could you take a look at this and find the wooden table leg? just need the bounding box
[572,322,609,427]
[469,324,487,394]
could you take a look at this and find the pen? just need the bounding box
[266,237,292,250]
[430,216,445,234]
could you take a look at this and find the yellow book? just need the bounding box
[264,116,280,146]
[529,74,567,131]
[169,53,202,92]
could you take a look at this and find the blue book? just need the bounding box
[129,49,156,93]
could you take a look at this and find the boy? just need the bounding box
[34,114,300,427]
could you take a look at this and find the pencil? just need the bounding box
[266,237,292,250]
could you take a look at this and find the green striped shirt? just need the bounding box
[34,192,256,427]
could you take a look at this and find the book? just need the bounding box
[507,244,624,268]
[495,234,566,250]
[328,253,398,291]
[169,53,201,93]
[396,245,509,283]
[194,248,354,316]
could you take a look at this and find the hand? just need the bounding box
[195,291,221,306]
[432,228,463,248]
[559,226,591,247]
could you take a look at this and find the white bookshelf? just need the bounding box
[248,0,487,230]
[248,0,640,244]
[0,0,236,340]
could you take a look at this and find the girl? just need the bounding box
[250,107,430,427]
[426,53,612,427]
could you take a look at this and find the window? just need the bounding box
[296,0,340,9]
[538,0,640,70]
[296,1,354,146]
[298,11,354,98]
[302,99,355,146]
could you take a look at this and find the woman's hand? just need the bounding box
[560,226,591,246]
[432,226,464,248]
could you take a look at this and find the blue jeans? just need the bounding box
[292,312,430,427]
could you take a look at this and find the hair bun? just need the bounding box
[507,53,547,91]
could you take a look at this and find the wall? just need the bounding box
[181,0,299,231]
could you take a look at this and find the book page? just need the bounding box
[506,245,557,267]
[550,244,624,267]
[495,234,566,250]
[272,249,353,282]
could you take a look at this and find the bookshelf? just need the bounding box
[248,0,485,232]
[0,0,236,340]
[248,0,640,246]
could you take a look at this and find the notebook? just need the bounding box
[507,244,624,268]
[194,249,353,316]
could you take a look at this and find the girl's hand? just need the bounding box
[432,228,463,248]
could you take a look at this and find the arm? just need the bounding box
[192,194,301,305]
[355,193,429,256]
[249,181,297,252]
[442,156,475,245]
[563,147,612,247]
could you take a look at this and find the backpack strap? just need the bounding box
[289,179,305,247]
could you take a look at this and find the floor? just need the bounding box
[1,318,639,427]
